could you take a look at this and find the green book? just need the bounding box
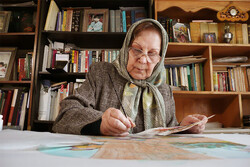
[186,65,192,91]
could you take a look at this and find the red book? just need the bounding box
[85,50,88,72]
[51,49,57,68]
[18,58,25,81]
[7,89,19,126]
[2,90,13,125]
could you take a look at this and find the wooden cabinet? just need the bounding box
[155,0,250,127]
[32,0,152,131]
[0,0,41,130]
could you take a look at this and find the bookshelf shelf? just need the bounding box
[39,72,86,82]
[0,81,32,84]
[43,31,126,48]
[0,33,35,49]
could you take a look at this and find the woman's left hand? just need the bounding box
[180,114,208,134]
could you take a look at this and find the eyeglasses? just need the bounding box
[129,47,160,63]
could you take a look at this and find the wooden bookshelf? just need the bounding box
[155,0,250,128]
[0,0,41,130]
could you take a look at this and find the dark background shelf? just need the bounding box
[0,33,35,49]
[42,31,126,48]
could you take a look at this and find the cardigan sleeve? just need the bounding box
[52,65,104,135]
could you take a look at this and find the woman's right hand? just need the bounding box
[100,108,135,136]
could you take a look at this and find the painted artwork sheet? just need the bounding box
[134,115,215,137]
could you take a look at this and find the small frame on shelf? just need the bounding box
[203,33,217,43]
[172,21,191,43]
[0,11,11,33]
[82,9,109,32]
[0,47,17,81]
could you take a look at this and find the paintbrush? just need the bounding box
[107,73,128,118]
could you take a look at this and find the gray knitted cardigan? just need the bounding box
[52,62,178,135]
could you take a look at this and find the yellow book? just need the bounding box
[200,22,209,42]
[213,72,218,91]
[190,22,201,43]
[62,10,67,31]
[229,23,236,44]
[44,0,59,31]
[235,23,243,44]
[242,23,248,44]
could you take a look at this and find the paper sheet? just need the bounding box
[133,115,215,137]
[0,129,100,150]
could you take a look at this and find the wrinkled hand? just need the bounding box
[100,108,135,136]
[180,114,208,134]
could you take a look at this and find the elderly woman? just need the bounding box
[52,19,208,136]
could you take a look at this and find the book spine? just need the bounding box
[122,10,126,32]
[3,90,13,125]
[109,10,115,32]
[7,89,18,126]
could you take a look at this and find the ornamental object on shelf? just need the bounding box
[217,2,249,22]
[223,23,233,43]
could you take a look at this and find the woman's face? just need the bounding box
[127,29,161,80]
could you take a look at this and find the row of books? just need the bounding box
[165,63,205,91]
[17,52,32,81]
[213,66,250,92]
[110,7,146,32]
[42,41,120,73]
[0,88,29,130]
[44,0,146,32]
[158,17,250,44]
[38,79,84,121]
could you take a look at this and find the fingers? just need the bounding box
[181,114,209,134]
[110,109,131,128]
[128,117,136,128]
[100,108,134,136]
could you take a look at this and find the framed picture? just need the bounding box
[0,48,17,81]
[203,33,217,43]
[0,11,12,33]
[82,9,109,32]
[172,21,191,43]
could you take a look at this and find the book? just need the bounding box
[235,23,243,44]
[115,10,121,32]
[12,90,25,126]
[122,10,126,32]
[134,8,146,22]
[229,23,236,44]
[190,22,201,43]
[18,58,25,81]
[172,21,191,43]
[7,89,18,126]
[125,10,132,31]
[242,23,249,44]
[71,9,81,32]
[109,10,115,32]
[62,10,67,31]
[2,90,13,125]
[19,92,28,130]
[44,0,60,31]
[65,9,73,31]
